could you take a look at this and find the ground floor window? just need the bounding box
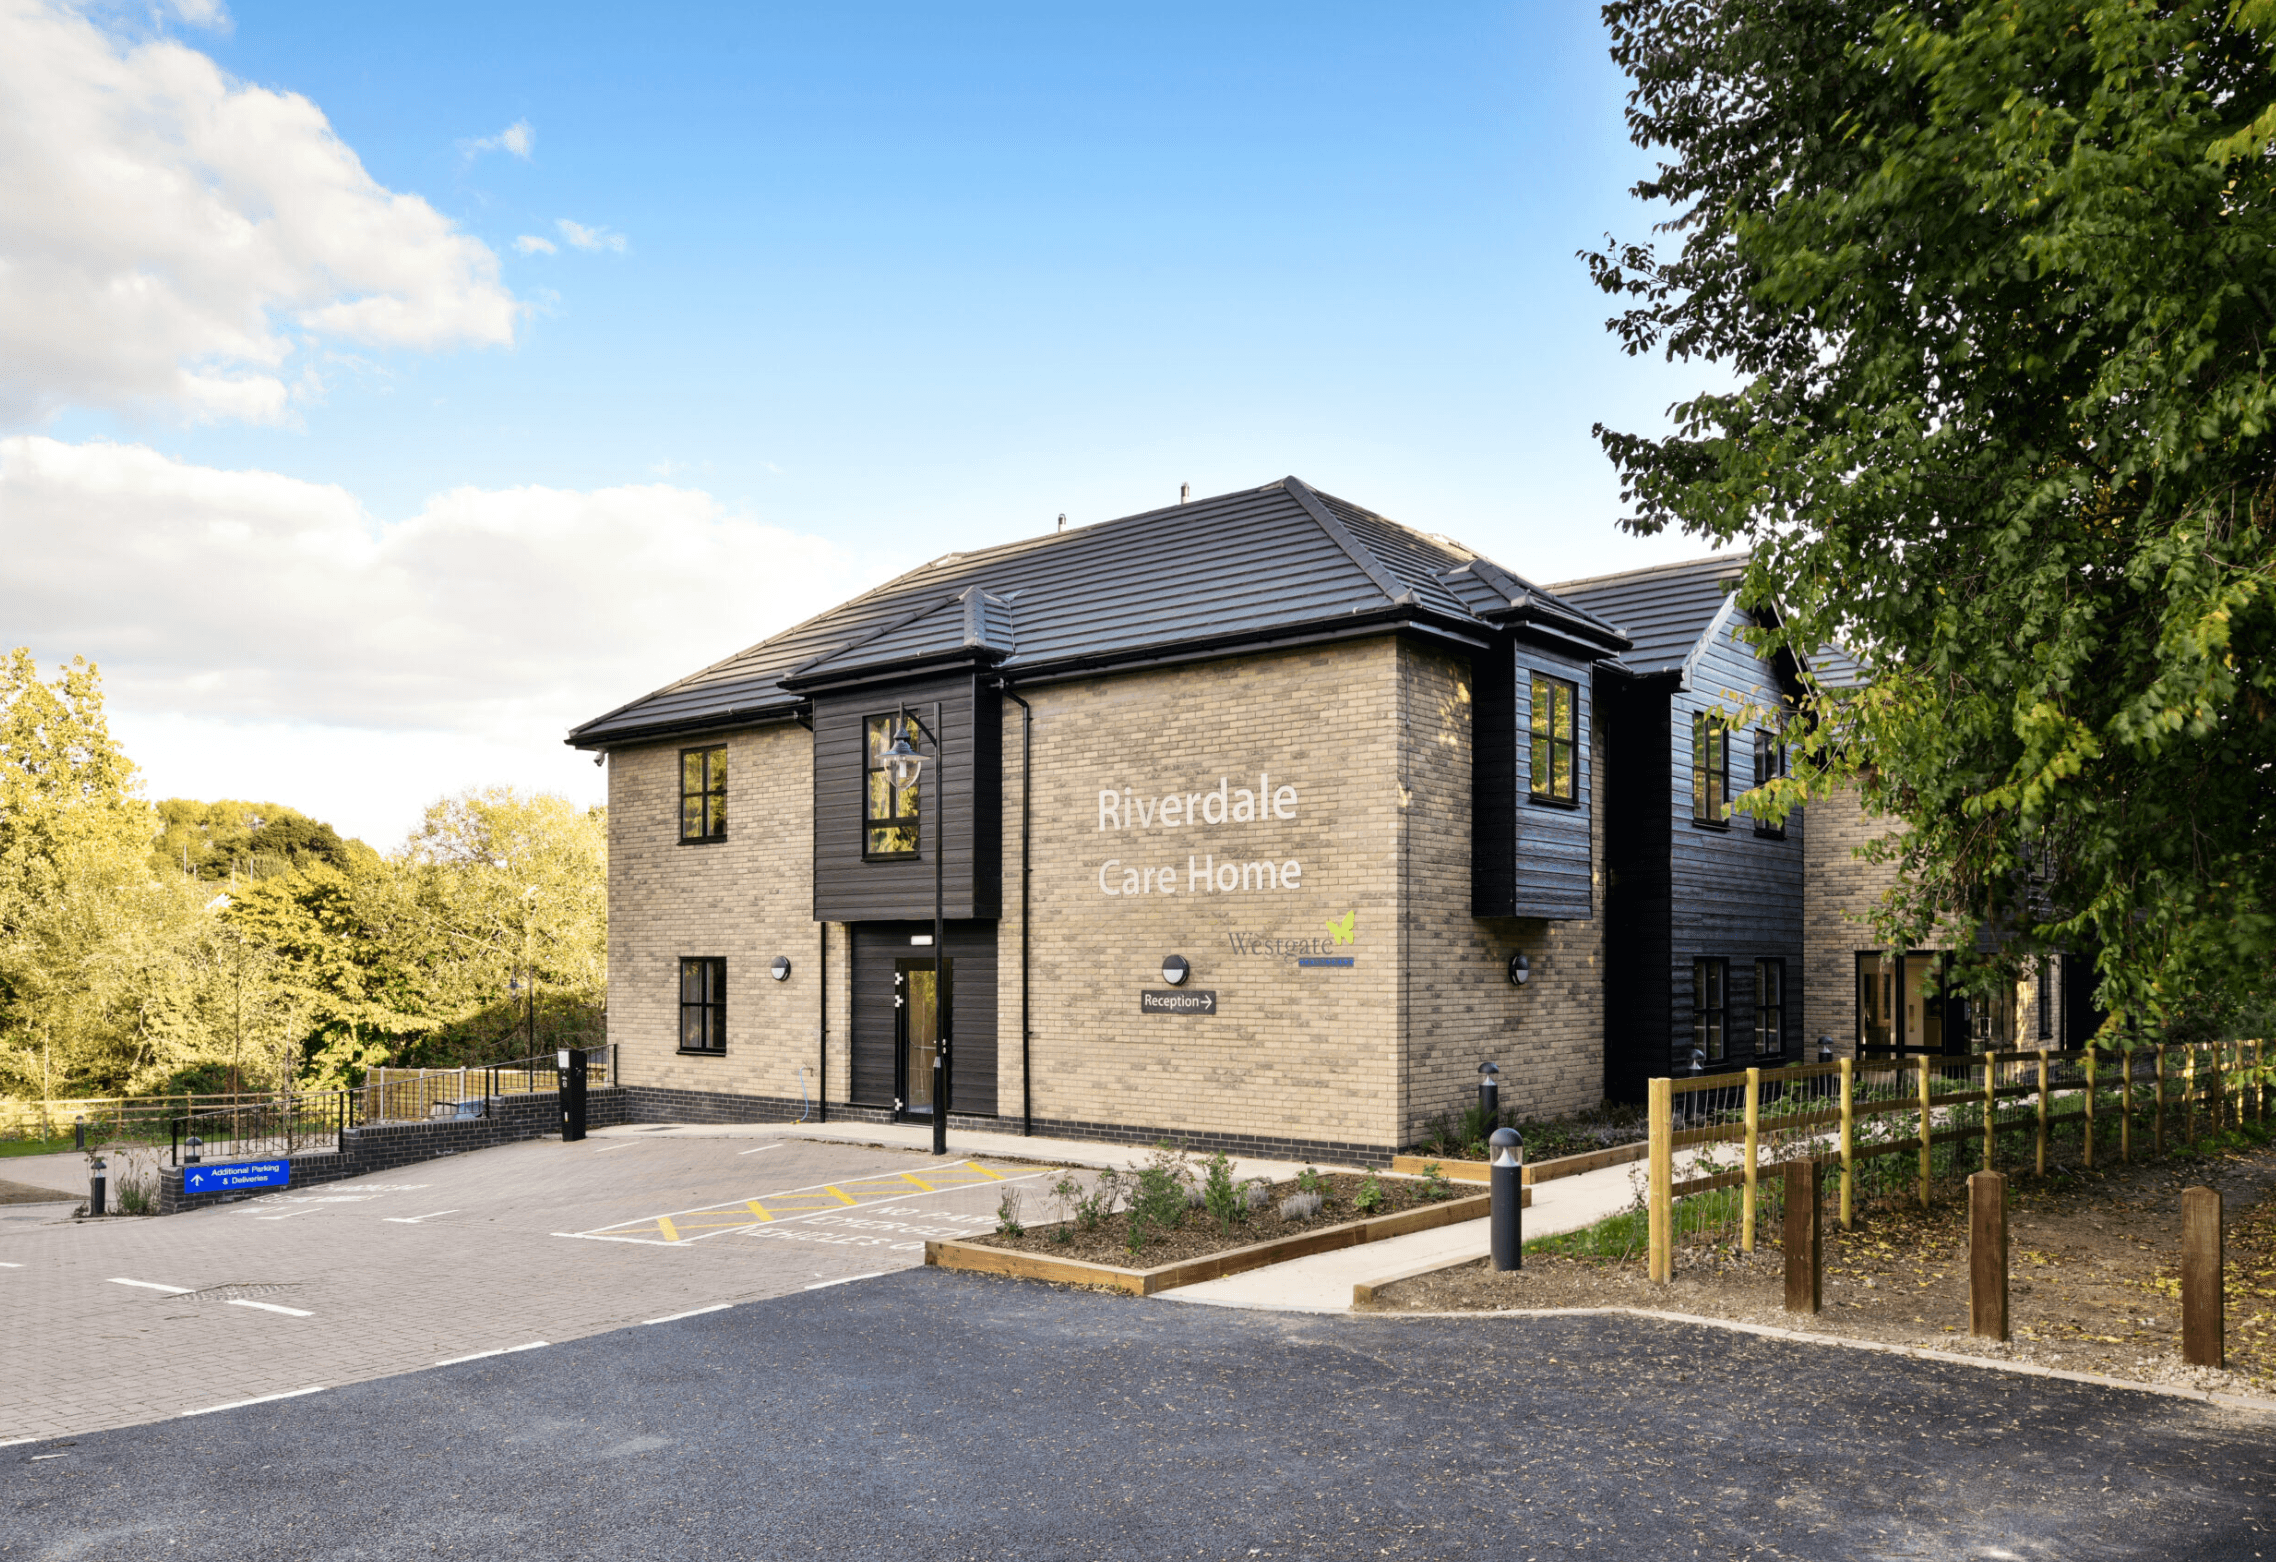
[1855,949,2025,1055]
[1754,959,1785,1057]
[1692,957,1728,1064]
[679,957,726,1053]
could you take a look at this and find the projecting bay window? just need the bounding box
[1754,958,1785,1057]
[1693,957,1728,1064]
[864,713,921,857]
[679,745,727,843]
[1528,673,1579,804]
[679,957,726,1054]
[1691,712,1729,825]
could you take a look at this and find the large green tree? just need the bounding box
[1590,0,2276,1033]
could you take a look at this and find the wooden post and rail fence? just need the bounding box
[1643,1039,2267,1284]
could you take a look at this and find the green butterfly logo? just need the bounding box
[1325,910,1357,946]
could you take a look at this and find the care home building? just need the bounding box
[570,478,1916,1163]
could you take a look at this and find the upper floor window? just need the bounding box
[1691,712,1729,824]
[1752,729,1787,839]
[1692,957,1728,1064]
[679,746,727,842]
[679,956,726,1053]
[1528,673,1579,803]
[1754,958,1785,1056]
[864,713,921,856]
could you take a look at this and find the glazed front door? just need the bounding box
[894,958,944,1116]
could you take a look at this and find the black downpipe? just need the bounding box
[817,921,829,1123]
[997,681,1034,1136]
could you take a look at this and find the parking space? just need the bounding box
[0,1132,1060,1445]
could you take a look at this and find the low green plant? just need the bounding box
[1131,1161,1189,1234]
[994,1186,1025,1238]
[1296,1165,1324,1196]
[1354,1171,1385,1216]
[1526,1206,1649,1262]
[1418,1161,1452,1202]
[1074,1169,1122,1231]
[1199,1151,1243,1234]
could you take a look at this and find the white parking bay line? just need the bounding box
[181,1386,324,1417]
[227,1299,313,1318]
[108,1278,192,1294]
[592,1142,639,1153]
[804,1272,884,1290]
[0,1261,22,1268]
[382,1210,461,1224]
[736,1143,781,1156]
[435,1341,548,1366]
[642,1303,732,1325]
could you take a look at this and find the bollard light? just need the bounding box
[1489,1127,1524,1270]
[88,1156,107,1219]
[184,1135,203,1164]
[1817,1035,1835,1064]
[74,1115,85,1152]
[1476,1060,1500,1129]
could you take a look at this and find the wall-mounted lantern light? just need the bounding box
[884,725,925,790]
[1161,954,1191,986]
[771,956,792,982]
[1507,953,1530,987]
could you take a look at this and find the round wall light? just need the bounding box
[1161,954,1191,986]
[1507,953,1531,987]
[770,956,792,982]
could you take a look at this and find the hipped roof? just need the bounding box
[570,476,1628,748]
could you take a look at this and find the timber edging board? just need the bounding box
[926,1192,1494,1296]
[1390,1141,1645,1187]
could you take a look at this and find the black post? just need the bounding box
[931,704,948,1158]
[88,1156,106,1218]
[74,1115,85,1153]
[558,1048,588,1142]
[1477,1061,1501,1133]
[1489,1127,1523,1270]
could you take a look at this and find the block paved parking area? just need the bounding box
[0,1130,1055,1444]
[4,1269,2274,1561]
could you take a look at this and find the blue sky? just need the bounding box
[3,1,1723,845]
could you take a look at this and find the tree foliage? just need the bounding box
[1589,0,2276,1035]
[0,651,607,1101]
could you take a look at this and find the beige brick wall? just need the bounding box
[605,633,1607,1150]
[1803,781,2060,1051]
[1397,643,1603,1137]
[606,723,837,1103]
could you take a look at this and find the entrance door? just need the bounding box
[894,958,946,1116]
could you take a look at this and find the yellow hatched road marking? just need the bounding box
[582,1160,1010,1244]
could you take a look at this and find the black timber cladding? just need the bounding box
[567,477,1629,749]
[1553,558,1807,1097]
[1472,639,1597,920]
[810,673,1002,924]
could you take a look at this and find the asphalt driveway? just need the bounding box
[4,1267,2269,1561]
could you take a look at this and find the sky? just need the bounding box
[0,0,1726,850]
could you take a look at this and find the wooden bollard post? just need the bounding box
[1982,1056,1996,1171]
[1647,1076,1672,1284]
[1918,1055,1933,1207]
[1784,1157,1821,1313]
[2183,1185,2224,1369]
[2083,1048,2097,1169]
[1968,1169,2008,1341]
[1741,1066,1761,1253]
[2036,1048,2050,1176]
[2154,1045,2167,1155]
[1838,1056,1855,1231]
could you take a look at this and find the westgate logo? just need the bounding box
[1227,911,1358,968]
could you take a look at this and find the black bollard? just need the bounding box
[74,1116,85,1152]
[558,1048,588,1142]
[88,1156,106,1218]
[1477,1061,1500,1133]
[1490,1127,1524,1270]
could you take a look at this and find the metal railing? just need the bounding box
[173,1091,349,1166]
[360,1045,613,1125]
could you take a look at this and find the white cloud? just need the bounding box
[555,218,628,254]
[0,0,519,425]
[513,234,558,256]
[460,118,534,161]
[0,435,908,756]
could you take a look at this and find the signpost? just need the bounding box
[183,1160,290,1195]
[1140,989,1217,1015]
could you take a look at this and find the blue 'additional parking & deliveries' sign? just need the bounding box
[183,1160,290,1194]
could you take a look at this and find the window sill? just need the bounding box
[1689,817,1730,832]
[1526,793,1581,810]
[862,852,921,863]
[677,835,729,846]
[676,1048,727,1058]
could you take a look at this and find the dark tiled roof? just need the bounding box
[1548,553,1751,677]
[570,477,1628,747]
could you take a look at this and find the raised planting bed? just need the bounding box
[928,1170,1516,1295]
[1390,1140,1650,1187]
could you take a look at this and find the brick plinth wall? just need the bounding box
[157,1087,628,1214]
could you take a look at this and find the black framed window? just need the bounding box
[679,957,726,1053]
[2037,957,2054,1040]
[864,713,921,857]
[1528,673,1579,803]
[1752,730,1786,839]
[679,746,727,842]
[1691,712,1728,824]
[1754,959,1785,1056]
[1692,957,1728,1063]
[1857,952,1895,1052]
